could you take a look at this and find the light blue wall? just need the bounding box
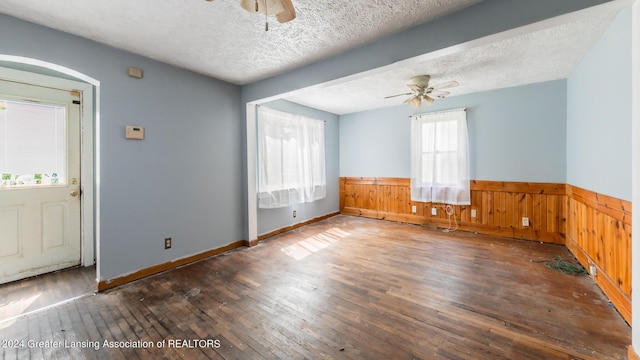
[340,80,568,183]
[567,9,632,201]
[0,14,244,281]
[256,100,339,235]
[339,106,412,177]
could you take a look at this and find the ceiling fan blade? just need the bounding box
[276,0,296,23]
[431,80,459,90]
[385,92,412,99]
[423,95,435,106]
[430,90,450,99]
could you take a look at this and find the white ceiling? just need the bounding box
[0,0,624,115]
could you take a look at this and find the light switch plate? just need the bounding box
[125,125,144,140]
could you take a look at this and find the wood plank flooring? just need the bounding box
[0,265,95,323]
[0,215,631,359]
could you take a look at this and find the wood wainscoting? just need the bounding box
[340,177,566,244]
[566,185,632,324]
[339,177,632,324]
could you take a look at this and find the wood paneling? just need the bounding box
[340,177,632,324]
[340,177,566,244]
[566,184,632,324]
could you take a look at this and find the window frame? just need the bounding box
[256,106,326,209]
[410,108,470,205]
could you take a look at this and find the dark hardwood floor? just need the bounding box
[0,265,95,323]
[0,215,631,359]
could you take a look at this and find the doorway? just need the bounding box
[0,66,95,285]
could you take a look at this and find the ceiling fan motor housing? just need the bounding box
[408,75,430,87]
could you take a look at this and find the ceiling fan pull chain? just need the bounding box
[264,0,269,31]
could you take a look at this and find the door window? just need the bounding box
[0,99,67,188]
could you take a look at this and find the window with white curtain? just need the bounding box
[410,108,470,205]
[257,106,326,209]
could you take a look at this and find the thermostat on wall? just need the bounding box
[125,125,145,140]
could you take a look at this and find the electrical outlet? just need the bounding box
[471,209,477,218]
[165,237,172,249]
[411,205,417,213]
[293,210,297,218]
[522,217,530,227]
[431,207,437,216]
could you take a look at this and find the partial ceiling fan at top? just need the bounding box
[241,0,296,23]
[205,0,296,30]
[385,75,458,109]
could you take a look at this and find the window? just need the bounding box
[0,99,67,188]
[257,106,326,209]
[410,108,470,205]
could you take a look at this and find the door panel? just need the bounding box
[0,207,21,257]
[42,202,67,249]
[0,79,81,284]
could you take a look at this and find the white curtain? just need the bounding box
[410,108,470,205]
[257,106,326,209]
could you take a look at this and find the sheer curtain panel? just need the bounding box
[410,108,470,205]
[257,106,326,209]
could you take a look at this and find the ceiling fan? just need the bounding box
[206,0,296,28]
[385,75,458,109]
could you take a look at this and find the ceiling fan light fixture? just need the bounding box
[406,96,423,109]
[423,95,435,106]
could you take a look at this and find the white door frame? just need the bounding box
[0,65,96,271]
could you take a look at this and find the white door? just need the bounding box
[0,79,81,284]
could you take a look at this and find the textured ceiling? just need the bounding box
[0,0,623,115]
[0,0,483,85]
[284,10,619,114]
